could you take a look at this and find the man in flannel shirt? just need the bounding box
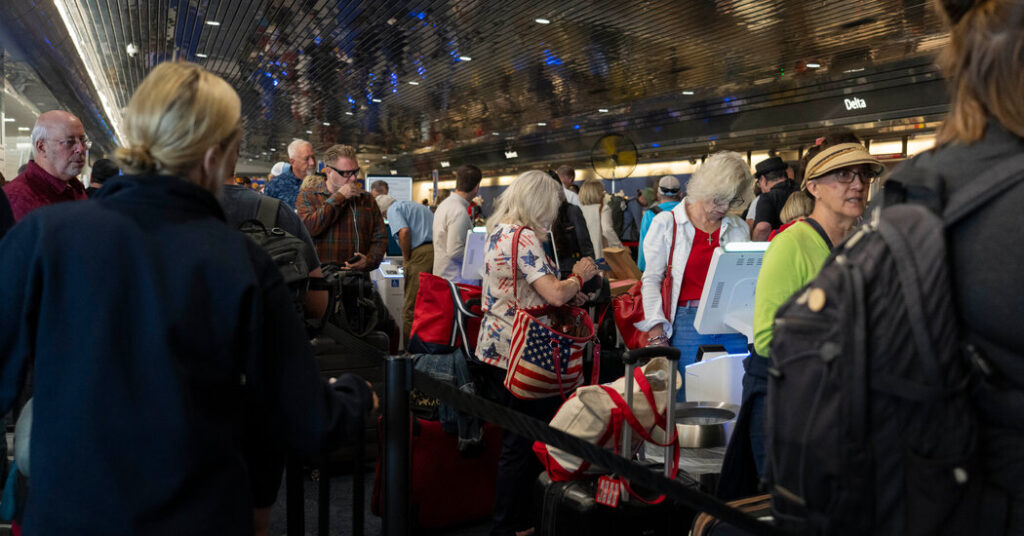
[297,144,387,271]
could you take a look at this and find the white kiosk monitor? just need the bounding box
[693,242,770,342]
[460,226,488,281]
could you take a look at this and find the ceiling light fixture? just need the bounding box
[390,170,398,175]
[372,98,382,103]
[408,81,419,85]
[598,108,609,113]
[196,53,208,58]
[440,161,451,168]
[18,127,30,131]
[682,90,695,95]
[458,55,472,61]
[52,0,125,143]
[492,132,500,136]
[806,62,821,68]
[269,148,276,151]
[306,130,313,134]
[535,18,550,24]
[206,20,221,26]
[323,122,331,126]
[345,112,354,116]
[537,122,547,126]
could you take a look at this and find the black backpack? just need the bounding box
[238,196,312,317]
[766,155,1024,535]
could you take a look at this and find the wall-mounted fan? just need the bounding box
[590,133,638,180]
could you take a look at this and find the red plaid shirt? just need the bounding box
[297,180,387,270]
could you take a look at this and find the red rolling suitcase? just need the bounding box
[371,417,503,529]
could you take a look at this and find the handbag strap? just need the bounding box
[662,211,678,318]
[510,225,528,309]
[601,385,681,504]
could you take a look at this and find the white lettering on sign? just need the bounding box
[844,97,867,111]
[504,151,518,159]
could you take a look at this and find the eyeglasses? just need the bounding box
[49,136,91,150]
[326,164,360,178]
[711,196,746,209]
[826,168,879,185]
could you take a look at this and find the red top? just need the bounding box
[769,218,803,241]
[2,160,87,222]
[679,227,720,303]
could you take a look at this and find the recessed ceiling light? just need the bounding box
[492,132,500,136]
[806,62,821,69]
[598,108,609,113]
[196,53,208,58]
[408,81,419,85]
[206,20,220,26]
[269,148,276,151]
[323,122,330,126]
[345,112,354,116]
[372,98,382,103]
[537,122,547,126]
[306,130,313,134]
[535,18,550,24]
[458,55,472,61]
[682,90,695,95]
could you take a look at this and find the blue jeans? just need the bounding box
[670,305,749,401]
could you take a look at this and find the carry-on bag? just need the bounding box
[534,346,698,536]
[692,494,772,536]
[612,212,676,349]
[408,272,482,356]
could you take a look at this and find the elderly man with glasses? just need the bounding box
[297,144,387,272]
[3,111,89,222]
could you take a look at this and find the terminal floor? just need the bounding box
[268,467,491,536]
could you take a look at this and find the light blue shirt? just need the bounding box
[386,200,434,250]
[637,201,680,271]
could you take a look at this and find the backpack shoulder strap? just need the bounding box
[650,206,662,215]
[802,218,834,251]
[255,196,281,229]
[942,153,1024,226]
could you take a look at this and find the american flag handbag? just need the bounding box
[503,227,598,400]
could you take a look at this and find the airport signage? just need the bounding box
[844,97,868,111]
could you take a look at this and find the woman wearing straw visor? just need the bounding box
[638,151,754,396]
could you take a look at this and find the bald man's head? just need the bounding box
[32,111,87,181]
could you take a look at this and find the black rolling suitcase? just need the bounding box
[535,346,698,536]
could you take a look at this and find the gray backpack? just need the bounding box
[238,196,312,317]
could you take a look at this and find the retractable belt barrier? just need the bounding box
[380,355,787,536]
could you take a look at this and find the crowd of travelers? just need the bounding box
[0,0,1020,533]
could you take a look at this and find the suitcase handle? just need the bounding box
[623,345,681,365]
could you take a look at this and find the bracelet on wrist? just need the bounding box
[647,334,668,344]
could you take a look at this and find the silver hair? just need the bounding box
[287,139,312,159]
[30,122,48,158]
[684,151,754,211]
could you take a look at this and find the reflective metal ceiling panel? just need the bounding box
[2,0,949,168]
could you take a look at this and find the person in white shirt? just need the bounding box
[578,179,622,259]
[556,165,582,207]
[432,164,483,282]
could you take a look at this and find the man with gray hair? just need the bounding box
[3,111,88,222]
[637,175,684,270]
[556,164,582,207]
[265,139,316,208]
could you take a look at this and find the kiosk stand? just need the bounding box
[685,242,769,406]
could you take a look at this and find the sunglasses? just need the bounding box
[326,164,360,178]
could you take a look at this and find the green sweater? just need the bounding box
[753,221,831,356]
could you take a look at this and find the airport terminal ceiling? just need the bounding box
[0,0,951,176]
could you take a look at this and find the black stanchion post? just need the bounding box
[383,355,412,536]
[285,455,304,535]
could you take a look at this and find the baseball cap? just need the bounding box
[657,175,681,196]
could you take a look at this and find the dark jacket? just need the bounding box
[0,174,372,535]
[0,188,13,240]
[894,122,1024,521]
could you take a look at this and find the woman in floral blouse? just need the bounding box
[476,170,599,536]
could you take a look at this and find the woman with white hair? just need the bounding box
[476,170,600,536]
[638,152,753,392]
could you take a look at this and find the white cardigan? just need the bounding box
[580,203,623,255]
[635,199,750,337]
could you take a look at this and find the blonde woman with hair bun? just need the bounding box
[0,61,376,534]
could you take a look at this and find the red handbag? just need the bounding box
[612,212,677,349]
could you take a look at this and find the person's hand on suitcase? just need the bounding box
[342,252,369,271]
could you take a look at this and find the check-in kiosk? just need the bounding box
[685,242,770,405]
[459,226,488,284]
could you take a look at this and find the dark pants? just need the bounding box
[482,367,562,536]
[741,352,769,477]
